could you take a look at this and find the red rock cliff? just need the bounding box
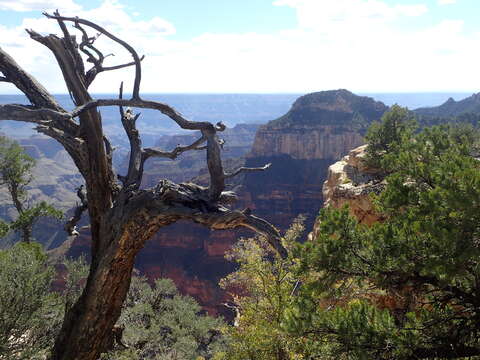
[67,90,389,318]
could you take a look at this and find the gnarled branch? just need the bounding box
[0,104,66,124]
[71,98,226,199]
[0,45,64,111]
[72,19,145,88]
[72,98,217,130]
[102,56,144,71]
[225,163,271,179]
[143,136,207,161]
[43,12,143,99]
[126,180,288,258]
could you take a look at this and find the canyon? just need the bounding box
[102,89,388,316]
[2,89,479,317]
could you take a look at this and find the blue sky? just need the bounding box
[0,0,479,93]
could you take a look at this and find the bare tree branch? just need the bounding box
[0,104,68,124]
[43,12,143,99]
[117,81,144,188]
[74,20,102,66]
[102,56,145,71]
[243,213,287,258]
[71,98,218,130]
[127,180,288,258]
[71,19,145,88]
[224,163,272,179]
[54,10,85,77]
[0,45,65,111]
[35,125,89,179]
[143,135,207,160]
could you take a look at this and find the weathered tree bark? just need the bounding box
[0,11,286,360]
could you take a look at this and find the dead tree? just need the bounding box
[0,12,286,360]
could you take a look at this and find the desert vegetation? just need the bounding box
[0,6,479,360]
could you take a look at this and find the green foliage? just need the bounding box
[0,242,60,359]
[1,243,226,359]
[104,276,227,360]
[364,105,417,170]
[0,243,91,359]
[0,136,62,243]
[0,136,35,194]
[284,124,480,359]
[62,255,89,312]
[219,218,304,360]
[10,201,63,235]
[0,238,225,360]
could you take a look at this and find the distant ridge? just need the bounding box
[414,92,480,117]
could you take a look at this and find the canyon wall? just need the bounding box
[61,90,390,317]
[242,89,388,233]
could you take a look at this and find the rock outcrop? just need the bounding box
[310,144,385,241]
[251,89,387,160]
[322,144,384,224]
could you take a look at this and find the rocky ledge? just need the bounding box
[310,145,385,240]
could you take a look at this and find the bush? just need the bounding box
[0,242,61,359]
[284,124,480,359]
[104,277,227,360]
[364,105,416,170]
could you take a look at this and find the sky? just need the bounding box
[0,0,479,94]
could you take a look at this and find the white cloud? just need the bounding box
[0,0,81,12]
[0,0,176,93]
[273,0,428,31]
[394,4,428,17]
[0,0,479,94]
[438,0,456,5]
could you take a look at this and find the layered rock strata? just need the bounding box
[62,90,390,317]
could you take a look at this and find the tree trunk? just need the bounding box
[51,222,147,359]
[0,14,287,360]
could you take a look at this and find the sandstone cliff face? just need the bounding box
[251,125,364,160]
[244,89,388,234]
[60,90,389,318]
[251,89,387,160]
[309,144,385,241]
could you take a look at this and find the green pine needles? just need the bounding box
[0,136,62,243]
[285,108,480,359]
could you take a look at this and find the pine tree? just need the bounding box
[0,136,62,243]
[284,114,480,359]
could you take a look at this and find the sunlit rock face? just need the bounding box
[66,90,389,317]
[244,89,388,233]
[250,89,387,160]
[309,144,386,242]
